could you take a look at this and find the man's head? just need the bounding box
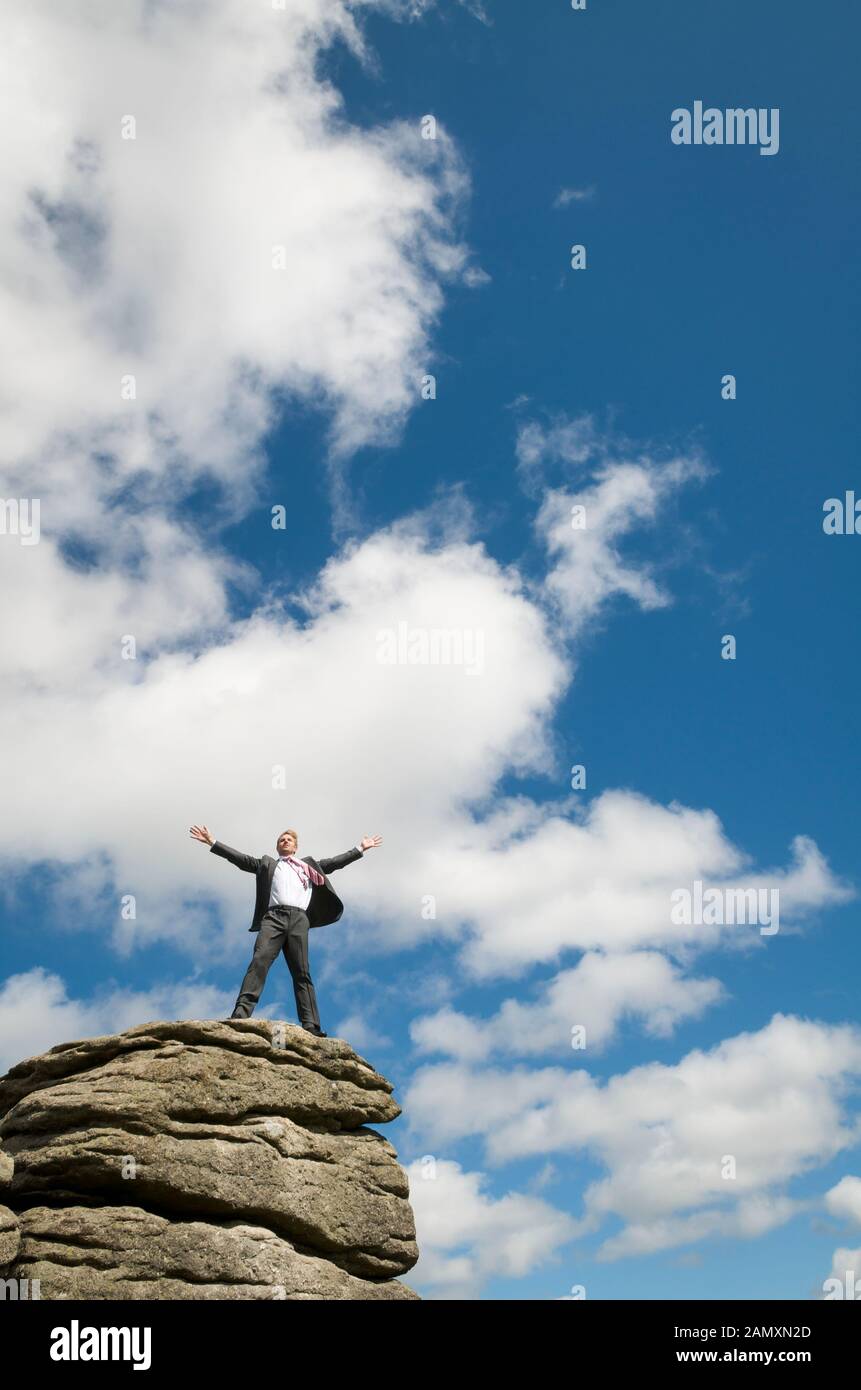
[276,829,298,857]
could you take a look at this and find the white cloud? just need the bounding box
[821,1176,861,1298]
[0,519,245,686]
[822,1247,861,1299]
[406,1157,578,1299]
[410,952,725,1060]
[0,967,232,1073]
[404,1014,861,1259]
[0,0,468,535]
[516,414,599,490]
[537,454,709,634]
[515,413,711,635]
[412,789,850,978]
[825,1175,861,1226]
[462,265,491,287]
[553,186,596,207]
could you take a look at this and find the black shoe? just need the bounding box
[303,1025,327,1037]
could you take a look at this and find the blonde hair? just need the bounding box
[277,828,299,848]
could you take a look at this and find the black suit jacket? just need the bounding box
[210,841,363,930]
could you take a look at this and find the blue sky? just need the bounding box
[1,0,860,1300]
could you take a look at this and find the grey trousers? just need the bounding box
[231,905,320,1027]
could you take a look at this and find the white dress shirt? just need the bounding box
[269,857,313,911]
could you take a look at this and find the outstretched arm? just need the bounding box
[318,834,382,875]
[190,825,260,874]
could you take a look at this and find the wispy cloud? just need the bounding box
[554,185,596,207]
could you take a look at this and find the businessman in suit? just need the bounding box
[190,824,381,1035]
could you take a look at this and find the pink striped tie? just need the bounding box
[284,855,324,888]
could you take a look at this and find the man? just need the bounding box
[190,824,381,1036]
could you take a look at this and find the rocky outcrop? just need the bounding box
[0,1019,419,1299]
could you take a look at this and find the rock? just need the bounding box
[0,1018,399,1127]
[0,1019,419,1299]
[0,1205,20,1265]
[12,1206,418,1300]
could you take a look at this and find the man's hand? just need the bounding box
[359,835,382,852]
[190,825,216,846]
